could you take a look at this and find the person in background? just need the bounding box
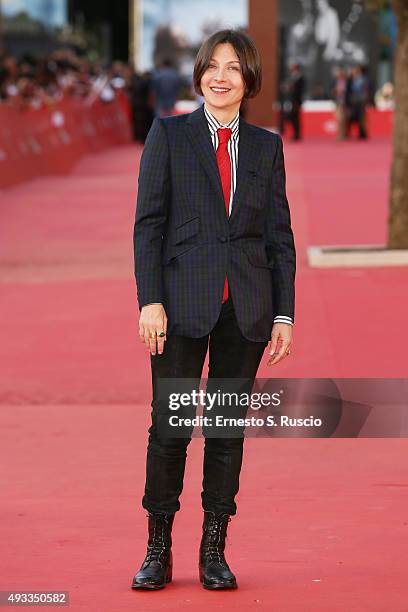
[131,70,154,142]
[374,81,394,110]
[150,59,181,117]
[331,65,347,141]
[280,63,305,141]
[345,65,370,140]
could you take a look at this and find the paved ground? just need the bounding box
[1,138,407,611]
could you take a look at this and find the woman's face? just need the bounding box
[200,43,245,113]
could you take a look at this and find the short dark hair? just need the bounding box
[193,29,262,99]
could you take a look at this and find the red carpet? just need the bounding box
[1,138,407,610]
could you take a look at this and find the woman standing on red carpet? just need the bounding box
[132,29,296,590]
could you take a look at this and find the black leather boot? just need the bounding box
[199,511,238,589]
[131,513,174,589]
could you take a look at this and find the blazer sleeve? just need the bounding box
[265,134,296,321]
[133,117,170,310]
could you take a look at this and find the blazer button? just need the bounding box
[219,236,227,243]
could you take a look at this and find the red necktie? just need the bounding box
[216,127,232,303]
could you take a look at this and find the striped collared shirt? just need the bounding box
[204,104,239,217]
[203,104,293,327]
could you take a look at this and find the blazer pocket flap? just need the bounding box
[174,216,199,245]
[162,244,198,265]
[244,244,274,269]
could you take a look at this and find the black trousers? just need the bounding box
[142,293,268,516]
[279,104,301,140]
[346,103,367,139]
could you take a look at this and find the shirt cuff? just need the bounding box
[273,316,293,326]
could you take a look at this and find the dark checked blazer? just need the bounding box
[133,103,296,342]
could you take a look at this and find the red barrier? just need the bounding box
[173,102,393,140]
[300,108,393,139]
[0,92,132,188]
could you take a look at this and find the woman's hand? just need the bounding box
[139,304,167,355]
[267,323,293,366]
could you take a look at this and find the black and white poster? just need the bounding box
[279,0,379,99]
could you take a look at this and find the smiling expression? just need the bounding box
[200,43,245,116]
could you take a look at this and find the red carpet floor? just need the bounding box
[1,138,407,610]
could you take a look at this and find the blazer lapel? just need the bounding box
[185,105,225,207]
[228,117,263,224]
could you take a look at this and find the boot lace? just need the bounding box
[203,515,231,565]
[144,514,170,565]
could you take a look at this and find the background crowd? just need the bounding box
[332,64,373,141]
[0,49,134,108]
[0,48,191,143]
[0,45,395,145]
[279,61,394,142]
